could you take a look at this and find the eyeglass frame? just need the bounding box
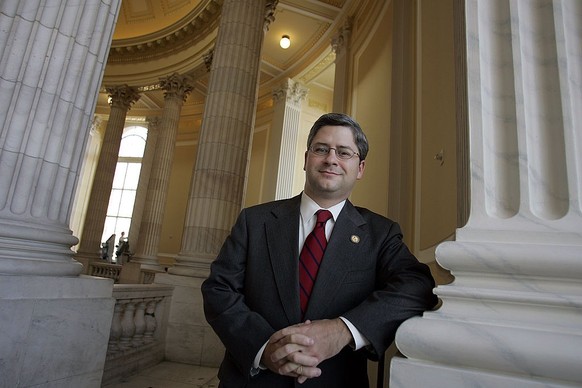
[308,143,361,160]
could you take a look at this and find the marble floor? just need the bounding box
[102,361,219,388]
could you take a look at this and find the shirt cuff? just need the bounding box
[251,341,269,376]
[339,316,370,350]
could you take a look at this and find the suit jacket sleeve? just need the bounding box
[340,208,438,359]
[201,207,275,378]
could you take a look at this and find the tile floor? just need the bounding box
[102,361,219,388]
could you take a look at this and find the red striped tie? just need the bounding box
[299,210,332,318]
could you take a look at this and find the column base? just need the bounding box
[168,253,213,278]
[391,239,582,388]
[154,273,223,367]
[0,274,115,387]
[390,357,579,388]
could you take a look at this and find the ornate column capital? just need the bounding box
[204,49,214,72]
[146,116,161,129]
[272,78,308,105]
[264,0,279,31]
[331,18,353,56]
[90,115,104,138]
[106,84,141,110]
[160,73,194,102]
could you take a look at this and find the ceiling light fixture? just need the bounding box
[280,35,291,49]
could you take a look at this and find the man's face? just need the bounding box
[303,125,365,206]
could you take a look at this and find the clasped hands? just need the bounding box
[261,318,352,384]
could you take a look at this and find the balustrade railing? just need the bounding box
[101,283,174,385]
[86,261,160,284]
[88,261,121,282]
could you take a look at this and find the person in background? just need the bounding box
[202,113,437,387]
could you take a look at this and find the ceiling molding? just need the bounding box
[109,0,222,63]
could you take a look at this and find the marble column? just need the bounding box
[132,75,192,270]
[154,0,278,368]
[390,1,582,387]
[0,1,121,386]
[263,78,308,201]
[76,85,140,262]
[170,0,276,277]
[127,116,160,253]
[331,19,352,113]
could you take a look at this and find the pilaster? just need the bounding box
[263,78,308,201]
[331,19,352,113]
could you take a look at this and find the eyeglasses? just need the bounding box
[308,144,360,160]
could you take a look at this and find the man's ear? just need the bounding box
[357,160,366,179]
[303,151,308,171]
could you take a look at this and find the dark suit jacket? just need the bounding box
[201,194,437,388]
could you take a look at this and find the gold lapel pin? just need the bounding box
[350,235,360,244]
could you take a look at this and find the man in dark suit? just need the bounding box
[202,113,437,387]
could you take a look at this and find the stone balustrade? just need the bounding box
[85,261,160,284]
[88,262,122,282]
[101,284,174,385]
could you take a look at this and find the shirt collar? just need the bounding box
[300,192,346,224]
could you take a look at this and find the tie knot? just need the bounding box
[315,209,332,224]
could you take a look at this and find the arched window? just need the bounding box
[101,125,147,245]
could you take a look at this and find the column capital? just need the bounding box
[264,0,279,31]
[204,49,214,72]
[146,116,161,129]
[106,84,141,110]
[160,73,194,102]
[90,115,104,138]
[331,18,353,56]
[272,78,308,106]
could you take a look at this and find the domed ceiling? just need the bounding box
[96,0,356,119]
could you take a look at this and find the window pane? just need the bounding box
[102,217,117,243]
[124,163,141,189]
[120,128,147,158]
[118,190,136,217]
[115,218,132,240]
[107,189,122,215]
[112,163,128,189]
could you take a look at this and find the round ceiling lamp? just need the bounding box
[280,35,291,49]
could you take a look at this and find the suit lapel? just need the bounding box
[305,201,366,319]
[265,196,302,323]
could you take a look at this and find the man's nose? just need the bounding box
[323,148,341,163]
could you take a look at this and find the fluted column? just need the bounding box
[0,1,121,386]
[0,0,120,276]
[127,116,160,251]
[132,75,192,269]
[391,1,582,387]
[171,0,277,277]
[76,85,140,261]
[263,78,308,201]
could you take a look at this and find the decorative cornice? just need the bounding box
[298,51,336,85]
[108,0,223,63]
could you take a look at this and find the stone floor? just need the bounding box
[102,361,219,388]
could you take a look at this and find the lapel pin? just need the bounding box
[350,235,360,244]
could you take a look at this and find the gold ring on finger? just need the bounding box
[297,365,303,375]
